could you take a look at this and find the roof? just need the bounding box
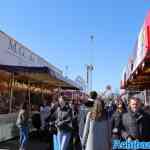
[0,30,62,75]
[0,64,82,90]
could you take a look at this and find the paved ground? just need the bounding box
[0,132,51,150]
[0,139,50,150]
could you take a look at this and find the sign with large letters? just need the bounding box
[0,31,62,74]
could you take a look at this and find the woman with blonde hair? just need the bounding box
[82,99,111,150]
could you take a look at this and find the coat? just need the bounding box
[56,105,73,132]
[78,105,89,137]
[82,112,111,150]
[122,109,150,141]
[111,110,125,139]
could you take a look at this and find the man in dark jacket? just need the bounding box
[121,97,150,142]
[45,100,59,150]
[56,96,73,150]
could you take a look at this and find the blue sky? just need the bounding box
[0,0,149,92]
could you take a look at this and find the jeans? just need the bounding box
[19,127,29,150]
[57,131,71,150]
[53,134,59,150]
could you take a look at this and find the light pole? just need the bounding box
[85,35,95,93]
[89,35,94,92]
[65,65,69,78]
[86,63,94,93]
[89,63,94,92]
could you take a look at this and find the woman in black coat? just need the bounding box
[111,100,126,140]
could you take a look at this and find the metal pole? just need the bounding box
[90,64,93,92]
[58,86,61,97]
[8,74,11,93]
[86,65,89,93]
[144,89,148,105]
[90,35,94,92]
[9,73,14,113]
[28,80,31,113]
[41,87,43,100]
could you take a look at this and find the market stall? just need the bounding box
[121,10,150,104]
[0,64,82,141]
[0,30,82,142]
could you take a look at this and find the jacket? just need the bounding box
[82,112,111,150]
[111,110,125,138]
[56,104,73,132]
[122,109,150,141]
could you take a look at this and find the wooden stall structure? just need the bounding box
[0,64,82,142]
[0,29,82,142]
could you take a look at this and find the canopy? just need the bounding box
[0,64,82,90]
[121,10,150,91]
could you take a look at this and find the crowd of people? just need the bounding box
[16,91,150,150]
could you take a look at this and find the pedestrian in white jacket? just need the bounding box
[82,99,111,150]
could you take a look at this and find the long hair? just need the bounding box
[90,100,104,121]
[116,100,126,112]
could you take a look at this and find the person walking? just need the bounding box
[40,100,51,130]
[56,96,73,150]
[122,97,150,142]
[16,102,29,150]
[70,103,82,150]
[111,99,126,140]
[46,98,59,150]
[82,99,111,150]
[78,91,97,138]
